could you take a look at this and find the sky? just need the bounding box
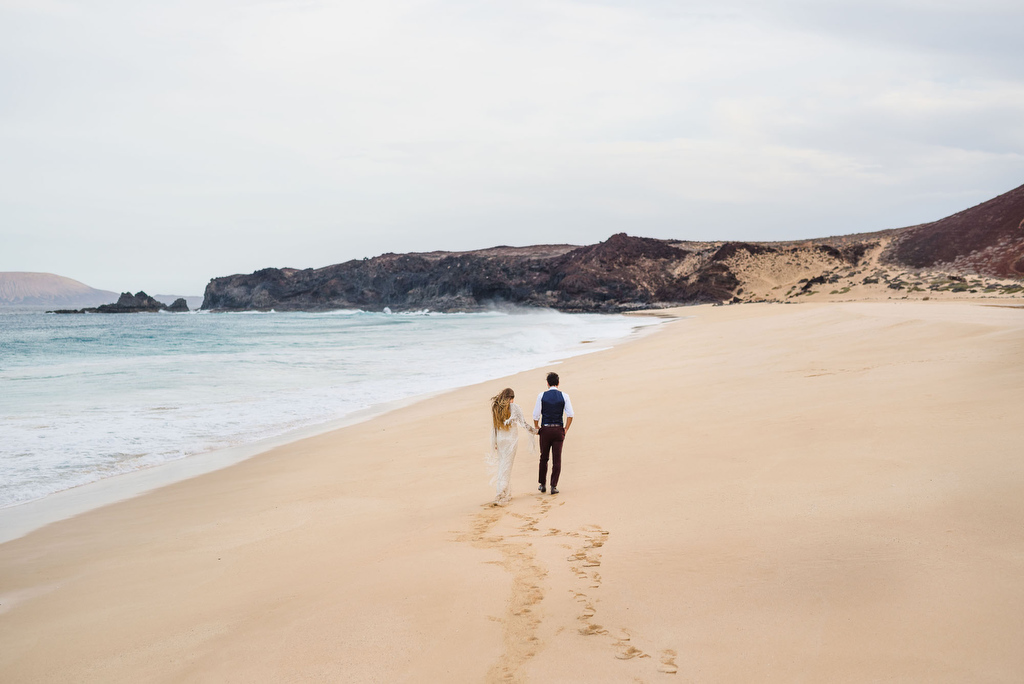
[2,0,1023,295]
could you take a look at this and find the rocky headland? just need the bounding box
[202,182,1024,313]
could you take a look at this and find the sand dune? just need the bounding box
[1,301,1023,682]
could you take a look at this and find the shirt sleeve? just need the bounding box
[532,392,543,421]
[562,392,574,418]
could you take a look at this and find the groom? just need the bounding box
[533,372,574,495]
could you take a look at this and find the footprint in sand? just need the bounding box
[615,644,648,660]
[657,649,678,675]
[578,622,608,636]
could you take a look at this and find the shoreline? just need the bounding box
[0,313,670,545]
[0,391,439,545]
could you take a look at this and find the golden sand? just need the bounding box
[2,301,1023,682]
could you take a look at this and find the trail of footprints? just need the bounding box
[562,525,678,675]
[462,504,546,682]
[461,495,677,680]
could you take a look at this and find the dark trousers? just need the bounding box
[538,426,565,487]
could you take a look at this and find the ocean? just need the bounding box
[0,308,659,509]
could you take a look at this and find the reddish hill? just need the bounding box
[884,183,1024,278]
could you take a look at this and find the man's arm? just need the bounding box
[562,392,574,431]
[533,392,543,429]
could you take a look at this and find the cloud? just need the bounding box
[1,0,1022,292]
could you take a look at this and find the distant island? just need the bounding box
[201,182,1024,313]
[0,272,118,309]
[50,291,190,314]
[0,273,204,312]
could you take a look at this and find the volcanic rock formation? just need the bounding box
[50,291,188,314]
[202,235,751,313]
[202,182,1024,312]
[166,298,190,313]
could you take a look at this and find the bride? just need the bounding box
[487,388,538,506]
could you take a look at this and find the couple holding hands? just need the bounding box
[487,372,575,506]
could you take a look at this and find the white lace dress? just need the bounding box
[487,402,537,505]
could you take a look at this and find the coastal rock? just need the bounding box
[95,291,167,313]
[50,291,172,314]
[166,298,190,312]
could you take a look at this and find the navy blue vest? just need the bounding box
[541,389,566,426]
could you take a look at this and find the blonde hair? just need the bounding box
[490,388,515,430]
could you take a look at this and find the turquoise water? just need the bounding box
[0,309,656,507]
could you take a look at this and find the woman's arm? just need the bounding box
[508,403,537,433]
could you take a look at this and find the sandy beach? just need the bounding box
[2,301,1023,682]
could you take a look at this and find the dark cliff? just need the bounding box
[202,182,1024,312]
[202,234,741,312]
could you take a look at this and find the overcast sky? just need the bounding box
[2,0,1023,295]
